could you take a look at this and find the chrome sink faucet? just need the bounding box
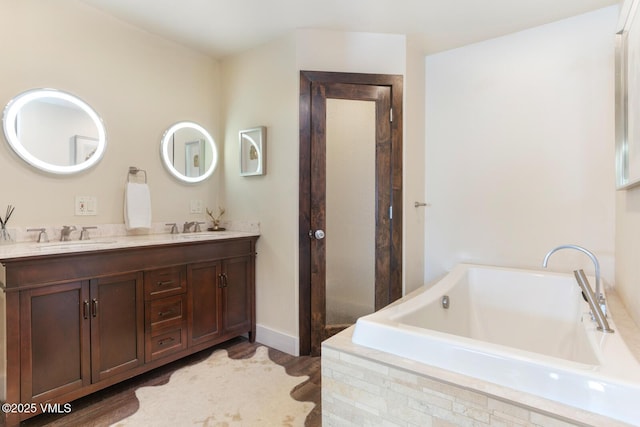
[79,226,97,241]
[60,225,77,241]
[27,228,49,243]
[183,221,195,233]
[542,244,606,316]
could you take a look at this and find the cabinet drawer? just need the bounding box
[147,328,187,362]
[144,266,186,299]
[147,295,186,330]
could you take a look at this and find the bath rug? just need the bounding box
[112,346,313,426]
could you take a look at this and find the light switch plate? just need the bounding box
[75,196,97,216]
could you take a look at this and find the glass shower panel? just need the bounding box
[325,98,376,325]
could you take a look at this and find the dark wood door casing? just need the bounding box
[299,71,403,356]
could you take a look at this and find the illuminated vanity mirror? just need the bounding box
[239,126,266,176]
[160,121,218,183]
[2,88,107,174]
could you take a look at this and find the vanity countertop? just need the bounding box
[0,230,260,261]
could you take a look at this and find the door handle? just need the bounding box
[309,229,325,240]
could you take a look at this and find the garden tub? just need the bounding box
[352,264,640,424]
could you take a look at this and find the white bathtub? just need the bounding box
[352,263,640,425]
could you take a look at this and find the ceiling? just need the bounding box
[79,0,621,59]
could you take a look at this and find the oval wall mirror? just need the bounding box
[160,121,218,183]
[2,88,107,174]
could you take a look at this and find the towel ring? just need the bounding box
[128,166,147,183]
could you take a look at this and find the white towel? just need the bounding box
[124,183,152,230]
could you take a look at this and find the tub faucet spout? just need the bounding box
[542,244,606,316]
[574,270,614,333]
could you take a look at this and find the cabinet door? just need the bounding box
[222,256,252,335]
[90,272,144,383]
[20,281,90,402]
[188,261,222,347]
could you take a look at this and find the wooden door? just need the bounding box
[90,272,144,382]
[299,71,404,356]
[187,260,223,347]
[20,281,90,402]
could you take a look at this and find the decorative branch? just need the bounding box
[206,206,225,230]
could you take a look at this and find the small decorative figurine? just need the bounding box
[206,206,226,231]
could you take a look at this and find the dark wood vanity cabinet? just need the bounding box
[90,273,145,382]
[20,272,144,404]
[1,236,257,426]
[19,281,89,403]
[188,255,253,348]
[144,265,188,362]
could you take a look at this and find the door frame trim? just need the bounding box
[298,71,403,356]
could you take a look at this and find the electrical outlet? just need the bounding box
[190,199,203,214]
[75,196,97,216]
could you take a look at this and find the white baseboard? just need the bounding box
[255,324,299,356]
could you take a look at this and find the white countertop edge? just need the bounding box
[0,230,260,260]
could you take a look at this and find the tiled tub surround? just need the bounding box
[323,265,640,427]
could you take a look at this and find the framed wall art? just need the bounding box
[616,0,640,189]
[239,126,266,176]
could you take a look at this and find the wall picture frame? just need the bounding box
[616,0,640,189]
[239,126,266,176]
[71,135,99,165]
[185,139,204,178]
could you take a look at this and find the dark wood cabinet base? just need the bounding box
[0,236,258,426]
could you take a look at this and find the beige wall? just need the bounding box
[220,34,300,352]
[0,0,426,355]
[221,29,426,353]
[616,189,640,325]
[425,8,618,286]
[404,35,428,294]
[0,0,222,228]
[615,2,640,329]
[8,0,623,358]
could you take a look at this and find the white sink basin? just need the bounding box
[177,232,226,240]
[38,240,118,250]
